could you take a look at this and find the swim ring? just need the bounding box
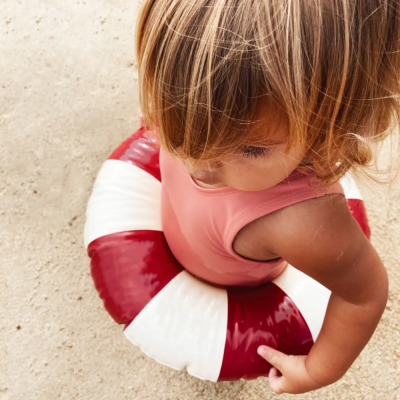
[84,122,370,382]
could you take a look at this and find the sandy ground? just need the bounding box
[1,1,400,399]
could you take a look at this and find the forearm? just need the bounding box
[305,280,388,386]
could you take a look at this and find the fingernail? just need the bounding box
[257,346,267,357]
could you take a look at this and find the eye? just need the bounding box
[242,146,270,159]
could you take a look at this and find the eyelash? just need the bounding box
[242,146,270,158]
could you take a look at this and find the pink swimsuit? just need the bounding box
[160,149,344,287]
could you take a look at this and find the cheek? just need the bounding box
[221,150,305,191]
[271,151,303,176]
[221,162,282,190]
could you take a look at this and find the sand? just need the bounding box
[1,1,400,399]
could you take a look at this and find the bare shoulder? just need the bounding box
[266,193,377,285]
[236,192,386,304]
[237,193,367,269]
[266,193,353,242]
[263,193,364,258]
[234,193,355,261]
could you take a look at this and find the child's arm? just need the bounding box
[256,194,388,394]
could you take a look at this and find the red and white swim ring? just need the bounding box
[84,123,370,382]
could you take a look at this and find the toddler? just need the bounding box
[134,0,400,394]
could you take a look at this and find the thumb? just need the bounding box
[269,365,285,394]
[257,346,286,372]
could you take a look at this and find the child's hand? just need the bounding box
[257,346,325,395]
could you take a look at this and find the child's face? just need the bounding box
[183,109,307,191]
[185,143,305,191]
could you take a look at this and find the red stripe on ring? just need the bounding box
[108,127,161,182]
[218,283,313,381]
[87,230,184,328]
[347,198,371,239]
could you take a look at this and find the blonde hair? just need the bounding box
[135,0,400,185]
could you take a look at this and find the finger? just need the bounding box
[257,346,286,371]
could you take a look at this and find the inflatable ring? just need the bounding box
[84,125,370,382]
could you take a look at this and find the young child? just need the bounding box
[134,0,400,394]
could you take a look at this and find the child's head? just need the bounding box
[135,0,400,188]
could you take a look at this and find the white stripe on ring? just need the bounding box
[272,265,331,342]
[84,159,162,248]
[124,270,228,382]
[339,172,363,200]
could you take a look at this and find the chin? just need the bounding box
[230,176,287,191]
[228,182,274,191]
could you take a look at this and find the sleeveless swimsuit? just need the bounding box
[160,149,344,287]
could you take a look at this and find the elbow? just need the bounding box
[379,265,389,311]
[358,263,389,320]
[368,263,389,319]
